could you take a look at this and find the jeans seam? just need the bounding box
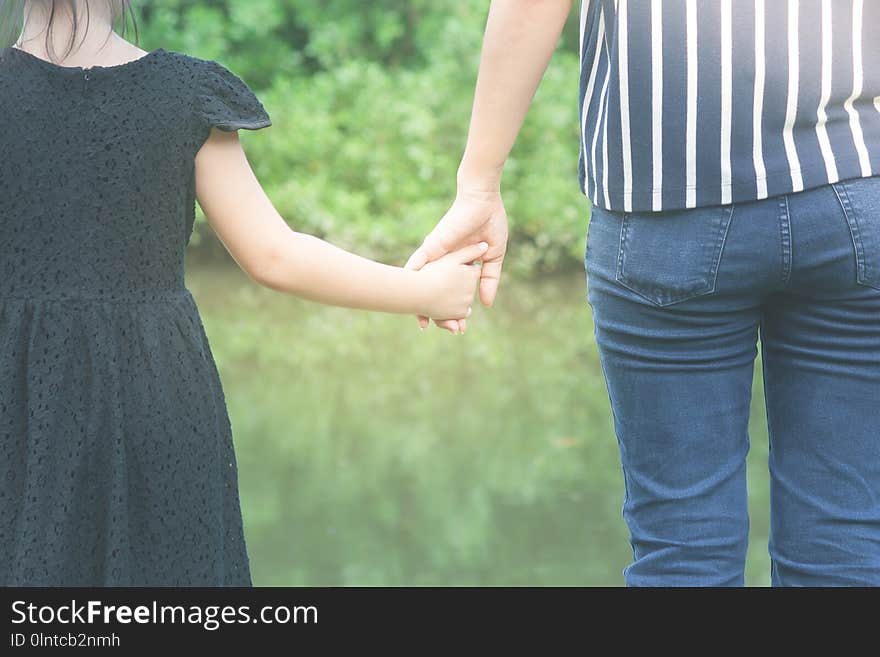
[779,195,792,287]
[759,316,779,580]
[830,180,878,290]
[713,205,735,292]
[615,212,627,289]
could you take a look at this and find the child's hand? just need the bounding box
[416,242,489,322]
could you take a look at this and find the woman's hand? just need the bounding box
[405,182,509,333]
[415,242,489,321]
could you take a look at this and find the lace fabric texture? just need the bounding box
[0,46,271,585]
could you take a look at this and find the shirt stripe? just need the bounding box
[783,0,804,192]
[580,7,604,202]
[651,0,663,210]
[816,0,839,182]
[577,0,880,212]
[752,0,768,199]
[844,0,872,177]
[602,85,611,209]
[591,22,612,203]
[685,0,697,208]
[619,0,633,212]
[720,0,732,204]
[579,0,589,68]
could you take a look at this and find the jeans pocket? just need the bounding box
[832,175,880,291]
[615,204,734,307]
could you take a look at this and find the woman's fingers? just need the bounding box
[405,248,429,271]
[479,257,504,307]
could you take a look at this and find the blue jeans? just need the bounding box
[584,176,880,586]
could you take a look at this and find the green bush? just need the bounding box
[136,0,589,272]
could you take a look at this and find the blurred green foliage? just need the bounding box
[137,0,588,272]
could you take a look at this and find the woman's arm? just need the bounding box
[194,129,487,322]
[407,0,572,332]
[457,0,573,190]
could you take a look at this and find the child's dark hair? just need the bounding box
[0,1,138,61]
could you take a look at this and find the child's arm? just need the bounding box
[194,129,487,321]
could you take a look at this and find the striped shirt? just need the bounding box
[577,0,880,212]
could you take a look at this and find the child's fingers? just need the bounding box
[447,241,489,265]
[435,318,460,333]
[418,315,429,330]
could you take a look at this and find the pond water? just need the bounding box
[187,258,773,585]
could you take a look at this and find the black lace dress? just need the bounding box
[0,46,271,585]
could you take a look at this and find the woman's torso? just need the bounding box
[578,0,880,212]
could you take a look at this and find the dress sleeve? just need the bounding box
[195,59,272,134]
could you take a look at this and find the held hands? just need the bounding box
[405,184,509,333]
[415,242,489,321]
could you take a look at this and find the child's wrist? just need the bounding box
[401,267,433,317]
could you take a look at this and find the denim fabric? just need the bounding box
[584,176,880,586]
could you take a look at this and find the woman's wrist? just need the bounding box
[456,157,503,194]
